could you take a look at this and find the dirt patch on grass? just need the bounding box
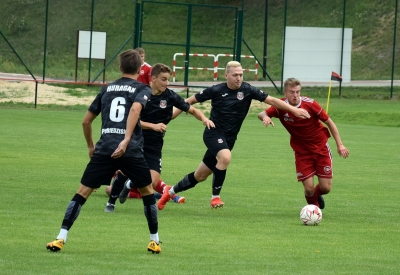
[0,80,95,105]
[0,80,269,113]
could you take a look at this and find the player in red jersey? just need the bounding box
[136,47,152,85]
[105,176,185,203]
[258,77,349,209]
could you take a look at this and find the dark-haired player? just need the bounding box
[105,63,214,209]
[258,77,349,209]
[158,61,311,210]
[46,49,162,254]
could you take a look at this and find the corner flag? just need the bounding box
[326,71,342,114]
[331,71,342,82]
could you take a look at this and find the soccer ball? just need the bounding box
[300,204,322,225]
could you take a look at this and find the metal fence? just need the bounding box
[1,0,400,98]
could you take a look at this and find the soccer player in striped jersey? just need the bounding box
[46,49,162,254]
[258,77,350,209]
[157,61,311,210]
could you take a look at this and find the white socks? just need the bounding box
[169,186,176,196]
[150,233,159,244]
[56,229,68,242]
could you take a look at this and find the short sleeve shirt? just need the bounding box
[141,88,190,140]
[195,82,268,140]
[88,77,151,156]
[265,96,330,154]
[137,62,152,85]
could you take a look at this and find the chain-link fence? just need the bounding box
[1,0,400,98]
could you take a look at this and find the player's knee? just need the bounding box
[105,186,111,196]
[138,184,153,196]
[219,157,231,167]
[194,172,208,182]
[319,179,332,194]
[321,185,331,194]
[216,150,231,167]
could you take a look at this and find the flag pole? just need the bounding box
[326,80,332,114]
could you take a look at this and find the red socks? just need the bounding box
[154,179,166,194]
[304,184,321,207]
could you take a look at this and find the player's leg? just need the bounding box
[210,148,231,208]
[151,170,163,193]
[294,151,320,207]
[138,184,161,253]
[314,178,331,210]
[121,157,161,254]
[104,170,128,208]
[158,161,213,210]
[314,145,333,209]
[47,155,114,252]
[128,187,142,198]
[154,177,185,204]
[46,184,93,252]
[105,185,111,196]
[302,177,319,205]
[202,129,232,208]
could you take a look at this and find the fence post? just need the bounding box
[391,0,398,99]
[236,10,244,63]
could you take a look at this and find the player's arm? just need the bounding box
[140,120,167,133]
[257,110,274,128]
[82,111,98,158]
[187,106,215,129]
[323,118,350,158]
[172,95,198,119]
[111,102,142,158]
[264,96,310,119]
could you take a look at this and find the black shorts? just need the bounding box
[202,128,235,170]
[81,153,152,189]
[143,139,163,173]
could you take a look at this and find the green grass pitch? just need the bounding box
[0,102,399,274]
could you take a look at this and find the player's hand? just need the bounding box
[337,144,349,159]
[294,108,310,119]
[111,139,129,159]
[88,146,95,158]
[153,123,167,133]
[262,116,274,127]
[202,118,215,129]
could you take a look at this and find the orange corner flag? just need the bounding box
[331,71,342,82]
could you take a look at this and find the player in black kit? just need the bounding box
[158,61,310,210]
[46,49,162,254]
[105,63,215,208]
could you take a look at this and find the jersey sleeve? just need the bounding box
[88,87,106,115]
[194,86,214,103]
[248,84,268,102]
[132,84,151,108]
[265,98,285,117]
[266,106,279,118]
[172,92,191,112]
[311,100,329,122]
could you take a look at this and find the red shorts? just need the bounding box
[294,144,333,181]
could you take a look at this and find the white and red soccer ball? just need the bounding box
[300,204,322,225]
